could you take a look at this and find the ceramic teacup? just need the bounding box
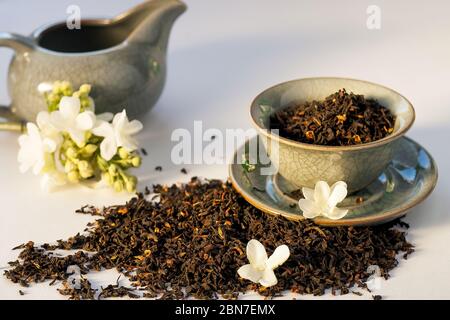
[250,77,415,193]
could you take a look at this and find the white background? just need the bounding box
[0,0,449,299]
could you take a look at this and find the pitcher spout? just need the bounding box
[120,0,186,50]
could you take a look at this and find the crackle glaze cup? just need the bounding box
[250,77,415,193]
[0,0,186,132]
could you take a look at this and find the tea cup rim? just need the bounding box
[250,77,416,151]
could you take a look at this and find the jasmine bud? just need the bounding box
[131,156,141,167]
[67,170,80,183]
[102,172,113,185]
[125,176,137,193]
[61,81,72,96]
[81,144,97,157]
[78,160,94,179]
[66,147,78,159]
[108,164,118,177]
[113,180,123,192]
[97,156,108,171]
[64,160,76,173]
[118,147,129,159]
[79,84,91,94]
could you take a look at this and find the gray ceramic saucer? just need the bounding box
[229,136,438,226]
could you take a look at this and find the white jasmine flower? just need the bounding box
[92,110,143,161]
[50,96,96,146]
[37,82,54,94]
[17,123,58,175]
[298,181,349,220]
[237,239,290,287]
[112,110,143,151]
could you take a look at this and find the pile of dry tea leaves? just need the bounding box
[4,178,413,299]
[270,89,396,146]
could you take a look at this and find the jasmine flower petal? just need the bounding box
[314,181,331,204]
[298,198,321,219]
[328,181,348,208]
[302,186,315,200]
[328,207,349,220]
[237,264,263,283]
[246,239,268,270]
[259,269,277,287]
[266,245,290,270]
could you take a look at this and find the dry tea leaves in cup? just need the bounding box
[270,89,395,146]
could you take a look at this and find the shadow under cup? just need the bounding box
[250,77,415,193]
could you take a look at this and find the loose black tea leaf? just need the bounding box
[19,290,25,296]
[372,295,383,300]
[155,166,162,172]
[99,284,139,299]
[4,178,413,299]
[181,168,188,174]
[58,277,97,300]
[356,196,364,204]
[252,186,265,192]
[5,241,90,286]
[270,89,396,146]
[141,148,148,156]
[98,275,139,299]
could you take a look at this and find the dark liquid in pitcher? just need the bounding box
[37,23,130,53]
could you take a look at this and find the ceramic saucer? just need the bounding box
[229,136,438,226]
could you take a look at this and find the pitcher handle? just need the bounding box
[0,105,24,132]
[0,32,34,132]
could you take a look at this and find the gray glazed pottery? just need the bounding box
[229,136,437,226]
[250,77,415,193]
[0,0,186,132]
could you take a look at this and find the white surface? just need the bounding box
[1,0,450,299]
